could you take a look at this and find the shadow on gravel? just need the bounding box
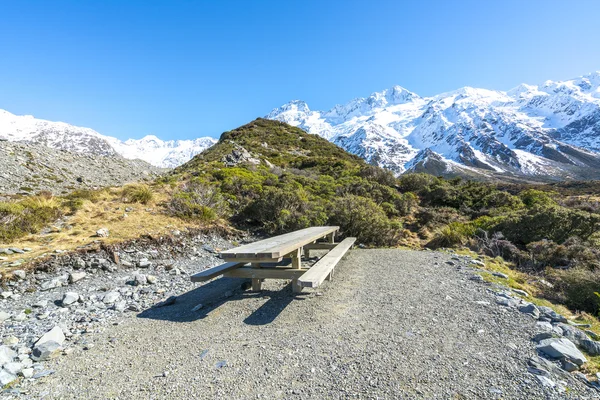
[136,277,303,325]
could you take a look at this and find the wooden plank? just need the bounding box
[298,237,356,288]
[291,248,301,270]
[220,226,339,260]
[190,262,245,282]
[224,267,309,280]
[251,262,261,291]
[304,243,338,250]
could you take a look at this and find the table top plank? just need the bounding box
[221,226,339,259]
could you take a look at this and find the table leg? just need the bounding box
[327,232,335,244]
[291,249,303,293]
[251,262,262,291]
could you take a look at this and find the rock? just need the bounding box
[32,299,48,308]
[113,300,127,312]
[1,291,13,299]
[69,271,87,283]
[580,339,600,356]
[518,303,540,319]
[561,359,579,372]
[0,345,17,366]
[146,275,157,284]
[0,369,17,386]
[557,323,590,346]
[13,313,27,322]
[103,291,120,304]
[8,248,24,254]
[169,268,180,275]
[0,311,10,322]
[492,272,508,279]
[536,338,587,366]
[3,362,23,375]
[538,306,568,323]
[470,260,485,267]
[496,297,519,308]
[3,337,18,346]
[511,288,529,297]
[40,279,62,291]
[469,275,484,283]
[31,341,63,361]
[585,330,600,340]
[138,258,151,268]
[12,269,26,279]
[96,228,110,238]
[73,257,86,269]
[61,292,80,306]
[192,303,203,312]
[36,326,65,345]
[33,369,55,379]
[133,273,147,286]
[21,368,34,378]
[154,296,177,308]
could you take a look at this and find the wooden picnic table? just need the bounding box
[191,226,356,293]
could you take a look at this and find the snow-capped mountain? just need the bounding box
[267,72,600,180]
[0,109,217,168]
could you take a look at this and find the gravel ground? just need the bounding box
[25,249,597,399]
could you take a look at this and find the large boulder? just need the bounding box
[536,338,587,366]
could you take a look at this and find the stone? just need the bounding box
[133,273,147,286]
[469,275,484,283]
[3,362,23,375]
[192,303,203,312]
[496,297,519,308]
[512,288,529,297]
[585,330,600,340]
[538,306,567,323]
[113,300,127,312]
[580,339,600,356]
[561,359,579,372]
[103,291,120,304]
[96,228,110,238]
[40,279,62,291]
[154,296,177,308]
[13,313,27,322]
[470,260,485,267]
[0,311,10,322]
[0,345,17,366]
[146,275,157,284]
[12,269,26,279]
[1,291,13,299]
[138,258,151,268]
[492,272,508,279]
[69,271,87,283]
[32,299,48,308]
[61,292,79,306]
[518,303,540,319]
[35,326,66,347]
[73,257,86,269]
[3,337,18,346]
[33,369,55,379]
[21,368,34,378]
[557,323,589,346]
[536,338,587,366]
[8,248,24,254]
[31,341,63,361]
[0,369,17,386]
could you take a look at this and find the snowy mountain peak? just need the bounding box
[0,109,216,168]
[267,72,600,180]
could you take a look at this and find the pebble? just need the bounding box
[12,269,27,279]
[69,271,87,283]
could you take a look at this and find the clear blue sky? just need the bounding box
[1,0,599,141]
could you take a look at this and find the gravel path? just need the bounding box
[27,249,595,399]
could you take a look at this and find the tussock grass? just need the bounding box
[121,184,154,204]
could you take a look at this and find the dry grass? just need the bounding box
[0,186,212,273]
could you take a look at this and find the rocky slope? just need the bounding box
[267,72,600,180]
[0,110,216,168]
[0,141,165,196]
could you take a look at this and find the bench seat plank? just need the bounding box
[190,262,245,282]
[298,237,356,288]
[220,226,339,260]
[224,267,309,280]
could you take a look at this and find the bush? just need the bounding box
[520,189,556,208]
[168,181,226,222]
[64,189,102,213]
[0,195,63,241]
[121,184,154,204]
[328,195,401,246]
[544,267,600,314]
[426,222,476,248]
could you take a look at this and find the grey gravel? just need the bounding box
[27,249,598,399]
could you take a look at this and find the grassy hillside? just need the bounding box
[1,118,599,323]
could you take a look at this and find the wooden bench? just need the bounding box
[190,226,356,293]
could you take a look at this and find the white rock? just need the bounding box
[0,345,17,366]
[62,292,79,306]
[1,291,13,299]
[0,311,10,322]
[96,228,110,237]
[35,326,66,347]
[103,291,120,304]
[3,362,23,375]
[69,271,87,283]
[12,269,26,279]
[3,336,18,346]
[32,299,48,308]
[13,313,27,321]
[0,369,17,386]
[21,368,34,378]
[146,275,157,284]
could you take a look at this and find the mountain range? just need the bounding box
[2,71,600,180]
[0,109,216,168]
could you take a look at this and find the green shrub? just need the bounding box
[427,222,476,248]
[328,195,401,246]
[168,182,225,222]
[544,268,600,314]
[520,189,556,208]
[121,184,154,204]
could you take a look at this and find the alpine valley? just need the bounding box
[2,71,600,180]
